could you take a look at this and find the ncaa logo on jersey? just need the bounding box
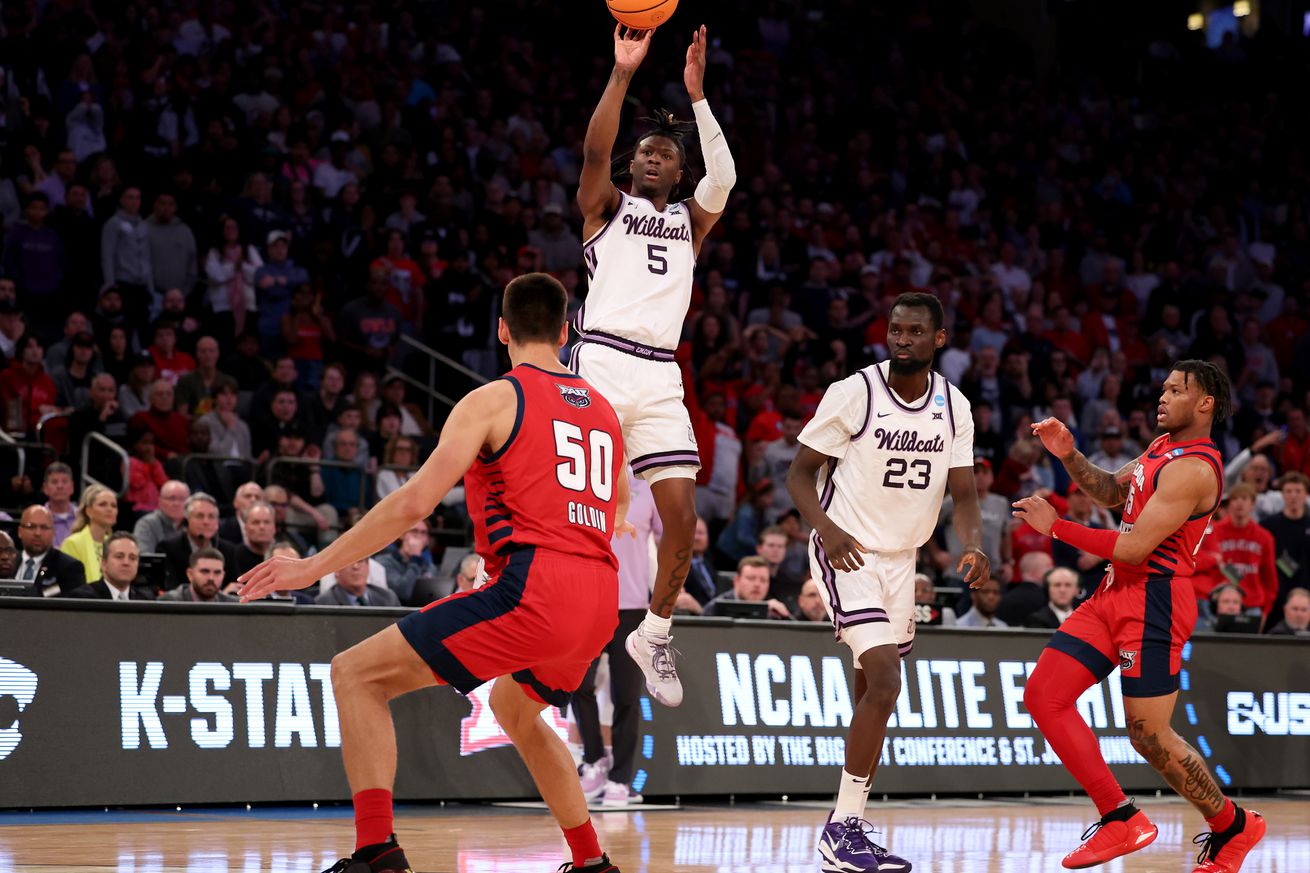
[556,384,592,409]
[934,394,945,407]
[1119,649,1138,671]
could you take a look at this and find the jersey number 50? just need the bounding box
[553,420,615,501]
[883,458,931,490]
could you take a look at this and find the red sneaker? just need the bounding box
[1193,807,1266,873]
[1062,807,1158,869]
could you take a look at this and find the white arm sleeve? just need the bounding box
[692,99,736,213]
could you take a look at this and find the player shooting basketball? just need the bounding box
[573,24,736,708]
[1013,361,1265,873]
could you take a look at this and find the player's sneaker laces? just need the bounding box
[556,853,621,872]
[1192,807,1266,873]
[321,835,413,873]
[818,815,912,873]
[1062,804,1157,869]
[625,627,683,707]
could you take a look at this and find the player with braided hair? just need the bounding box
[575,24,736,709]
[1013,360,1266,873]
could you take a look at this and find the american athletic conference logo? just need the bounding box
[557,384,592,409]
[0,656,38,761]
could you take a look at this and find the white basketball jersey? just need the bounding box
[580,191,695,350]
[798,361,974,553]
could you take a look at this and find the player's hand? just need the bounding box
[615,518,637,539]
[958,547,991,590]
[237,555,318,602]
[1011,495,1058,536]
[817,522,870,572]
[613,25,653,72]
[684,25,708,101]
[1032,417,1076,460]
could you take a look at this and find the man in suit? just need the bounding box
[66,532,156,600]
[159,492,240,589]
[1023,567,1082,629]
[232,500,277,579]
[996,550,1055,626]
[676,517,718,613]
[703,556,792,619]
[218,481,264,544]
[159,547,237,603]
[315,556,401,607]
[16,505,86,597]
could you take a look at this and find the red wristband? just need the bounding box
[1051,519,1120,561]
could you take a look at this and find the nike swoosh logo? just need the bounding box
[1135,831,1154,845]
[877,412,894,418]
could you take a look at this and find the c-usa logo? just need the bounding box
[556,384,592,409]
[0,657,38,762]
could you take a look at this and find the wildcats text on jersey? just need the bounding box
[622,213,692,241]
[873,428,946,454]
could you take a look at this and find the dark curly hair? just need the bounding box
[614,108,698,199]
[1172,359,1232,426]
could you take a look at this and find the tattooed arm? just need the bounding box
[1032,417,1140,509]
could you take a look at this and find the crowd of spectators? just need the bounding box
[0,1,1307,636]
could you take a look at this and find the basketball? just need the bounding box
[607,0,678,30]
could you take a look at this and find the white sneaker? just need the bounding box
[578,760,609,799]
[625,626,683,707]
[601,780,643,807]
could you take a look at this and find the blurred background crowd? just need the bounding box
[0,0,1306,638]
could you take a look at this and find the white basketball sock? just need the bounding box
[833,769,868,820]
[641,610,672,639]
[857,775,873,819]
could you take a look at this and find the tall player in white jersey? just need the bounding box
[787,293,992,873]
[575,25,736,706]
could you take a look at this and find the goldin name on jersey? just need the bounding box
[873,427,945,453]
[622,213,692,241]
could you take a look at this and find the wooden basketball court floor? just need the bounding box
[3,794,1309,872]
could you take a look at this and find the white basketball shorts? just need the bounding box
[808,534,917,667]
[572,340,700,483]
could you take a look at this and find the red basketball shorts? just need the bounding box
[1045,573,1198,698]
[397,547,618,706]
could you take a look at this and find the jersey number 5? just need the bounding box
[647,244,668,275]
[553,420,615,501]
[883,458,931,490]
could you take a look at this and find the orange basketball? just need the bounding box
[607,0,678,30]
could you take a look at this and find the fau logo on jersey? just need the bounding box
[556,384,591,409]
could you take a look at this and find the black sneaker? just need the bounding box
[322,835,414,873]
[557,854,621,873]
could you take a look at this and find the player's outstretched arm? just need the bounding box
[579,26,651,227]
[237,383,511,601]
[1012,459,1214,566]
[684,25,736,244]
[1032,417,1138,509]
[787,445,869,572]
[946,465,991,589]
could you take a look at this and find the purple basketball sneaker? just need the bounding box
[818,816,913,873]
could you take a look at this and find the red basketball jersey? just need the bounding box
[464,363,624,578]
[1113,433,1224,584]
